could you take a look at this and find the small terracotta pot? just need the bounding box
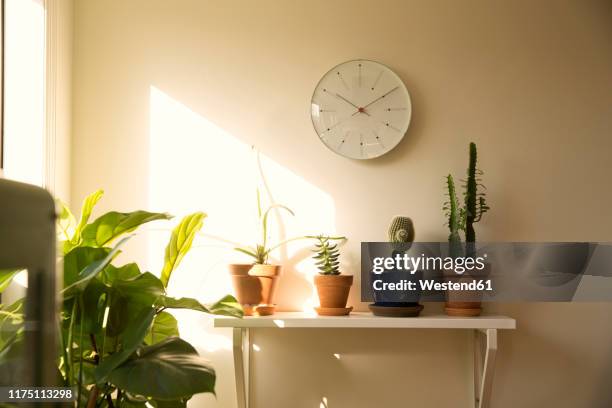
[314,274,353,315]
[229,264,281,316]
[443,263,491,317]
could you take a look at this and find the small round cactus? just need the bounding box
[388,216,415,252]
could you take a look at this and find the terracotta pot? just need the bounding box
[443,263,491,317]
[314,274,353,315]
[229,264,281,316]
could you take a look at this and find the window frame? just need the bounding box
[0,0,5,171]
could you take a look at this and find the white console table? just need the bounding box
[214,312,516,408]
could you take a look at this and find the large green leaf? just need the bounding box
[63,247,111,288]
[0,299,24,347]
[74,190,104,241]
[0,300,26,386]
[107,272,164,337]
[156,296,209,312]
[145,311,179,345]
[156,294,242,318]
[0,269,22,293]
[101,263,141,285]
[160,212,205,288]
[113,272,164,306]
[56,199,76,243]
[81,211,171,248]
[94,307,156,382]
[62,190,105,253]
[0,329,26,385]
[107,337,215,400]
[62,237,129,298]
[80,278,108,334]
[207,295,243,318]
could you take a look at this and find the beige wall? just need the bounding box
[51,0,73,202]
[71,1,612,407]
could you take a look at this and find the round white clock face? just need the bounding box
[311,59,412,160]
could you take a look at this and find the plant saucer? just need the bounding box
[314,306,353,316]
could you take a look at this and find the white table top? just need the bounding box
[214,312,516,330]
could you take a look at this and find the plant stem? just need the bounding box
[89,334,99,363]
[86,386,99,408]
[77,296,85,408]
[66,299,77,385]
[100,293,110,363]
[106,393,115,408]
[59,316,70,385]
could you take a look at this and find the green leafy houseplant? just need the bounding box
[233,190,294,265]
[310,235,352,316]
[0,190,242,407]
[229,190,296,316]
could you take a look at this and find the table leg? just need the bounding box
[474,329,497,408]
[233,328,250,408]
[473,330,483,407]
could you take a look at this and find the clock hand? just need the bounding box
[362,86,399,109]
[336,93,371,116]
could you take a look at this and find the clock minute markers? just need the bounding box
[371,70,383,90]
[381,121,402,132]
[359,134,365,157]
[322,88,369,116]
[336,71,350,90]
[373,130,385,149]
[320,113,356,135]
[337,132,348,151]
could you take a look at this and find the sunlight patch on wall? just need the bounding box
[147,85,336,346]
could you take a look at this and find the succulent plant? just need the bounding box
[443,142,489,257]
[444,174,465,257]
[464,142,490,255]
[388,216,415,254]
[234,189,294,264]
[312,235,345,275]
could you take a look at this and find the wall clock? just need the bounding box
[311,59,412,160]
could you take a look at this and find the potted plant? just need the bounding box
[0,190,242,407]
[443,142,490,316]
[230,192,294,316]
[369,216,424,317]
[311,235,352,316]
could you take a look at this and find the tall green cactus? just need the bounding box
[464,142,489,256]
[444,175,464,257]
[443,142,489,258]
